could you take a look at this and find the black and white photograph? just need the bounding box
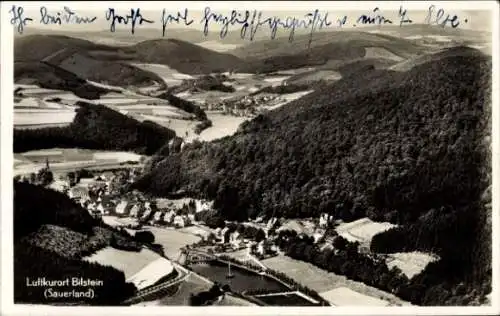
[1,1,498,314]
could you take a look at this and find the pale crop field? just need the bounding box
[320,287,390,306]
[147,227,202,260]
[193,113,247,142]
[386,252,439,279]
[262,255,410,306]
[14,110,76,126]
[83,247,162,279]
[335,218,397,244]
[127,257,175,290]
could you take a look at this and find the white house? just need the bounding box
[319,213,329,228]
[230,231,244,249]
[68,187,89,203]
[129,204,142,218]
[173,215,186,227]
[153,211,163,222]
[141,208,152,221]
[195,200,213,213]
[221,227,231,243]
[115,201,129,215]
[163,210,176,224]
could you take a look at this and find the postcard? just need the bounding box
[1,1,498,315]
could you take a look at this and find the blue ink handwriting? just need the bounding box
[105,8,153,34]
[9,5,33,34]
[39,6,97,25]
[200,7,332,47]
[397,6,413,26]
[425,5,461,28]
[357,8,393,25]
[161,8,194,37]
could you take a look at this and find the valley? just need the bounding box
[11,21,493,308]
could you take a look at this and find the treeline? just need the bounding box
[250,83,312,95]
[14,181,97,238]
[276,229,489,306]
[14,61,112,100]
[158,92,208,121]
[14,102,176,155]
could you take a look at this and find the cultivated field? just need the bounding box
[14,148,144,176]
[335,218,397,244]
[320,287,390,306]
[147,227,202,260]
[277,219,317,236]
[83,247,171,284]
[190,112,248,143]
[131,63,194,87]
[197,41,244,52]
[127,257,175,290]
[385,252,439,279]
[262,255,410,306]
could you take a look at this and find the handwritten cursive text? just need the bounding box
[39,6,97,25]
[105,8,154,34]
[161,8,194,37]
[356,8,393,26]
[9,5,33,34]
[425,5,462,28]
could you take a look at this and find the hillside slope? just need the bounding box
[14,181,137,305]
[121,39,244,74]
[133,47,491,304]
[14,102,177,154]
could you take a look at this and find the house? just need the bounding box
[319,213,329,228]
[129,204,143,218]
[90,209,102,220]
[230,231,244,249]
[68,187,89,203]
[187,213,195,223]
[195,200,213,213]
[256,240,266,255]
[221,227,231,243]
[49,180,69,193]
[214,227,222,237]
[173,215,186,228]
[115,201,129,216]
[152,211,163,223]
[266,217,278,230]
[163,210,176,224]
[140,208,153,221]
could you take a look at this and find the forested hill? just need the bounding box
[133,46,491,305]
[14,182,137,304]
[14,102,176,155]
[134,46,491,222]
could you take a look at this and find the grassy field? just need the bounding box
[320,287,390,306]
[14,148,144,176]
[386,252,439,279]
[193,112,247,142]
[83,247,162,279]
[127,257,175,290]
[335,217,397,244]
[147,227,202,260]
[262,254,410,306]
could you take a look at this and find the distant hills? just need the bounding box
[133,46,492,304]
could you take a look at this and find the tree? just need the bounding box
[135,231,155,244]
[37,168,54,186]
